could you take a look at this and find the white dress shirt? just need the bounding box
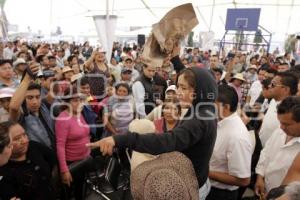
[210,112,254,190]
[248,80,262,107]
[259,99,280,147]
[256,128,300,192]
[131,69,140,82]
[3,47,14,59]
[132,81,146,118]
[56,56,65,68]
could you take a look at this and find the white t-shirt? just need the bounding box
[259,99,280,147]
[256,128,300,192]
[210,112,254,190]
[248,80,262,106]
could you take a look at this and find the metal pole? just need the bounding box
[267,33,272,53]
[106,0,109,20]
[112,0,115,15]
[209,0,215,32]
[50,0,53,42]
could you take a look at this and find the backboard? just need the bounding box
[225,8,261,31]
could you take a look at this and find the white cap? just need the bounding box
[165,85,176,94]
[13,58,26,68]
[0,87,15,99]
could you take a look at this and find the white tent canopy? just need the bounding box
[3,0,300,43]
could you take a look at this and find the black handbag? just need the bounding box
[104,152,121,190]
[69,156,94,176]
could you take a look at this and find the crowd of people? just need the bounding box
[0,38,299,200]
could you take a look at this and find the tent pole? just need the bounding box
[209,0,215,32]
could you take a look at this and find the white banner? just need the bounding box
[199,31,215,51]
[93,15,117,62]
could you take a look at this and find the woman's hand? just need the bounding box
[171,42,181,58]
[28,62,40,75]
[86,136,116,156]
[61,171,73,187]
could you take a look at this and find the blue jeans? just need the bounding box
[199,179,211,200]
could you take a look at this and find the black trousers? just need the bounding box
[61,160,89,200]
[206,187,239,200]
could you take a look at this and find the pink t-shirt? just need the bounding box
[154,118,164,134]
[55,111,91,173]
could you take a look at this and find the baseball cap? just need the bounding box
[38,70,55,78]
[121,67,132,74]
[0,87,15,99]
[13,58,26,68]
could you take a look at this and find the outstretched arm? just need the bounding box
[9,63,40,121]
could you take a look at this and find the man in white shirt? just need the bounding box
[132,64,156,118]
[55,48,65,68]
[247,67,267,107]
[259,72,299,146]
[3,42,14,60]
[208,85,254,200]
[255,96,300,197]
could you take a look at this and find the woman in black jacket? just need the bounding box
[87,50,218,199]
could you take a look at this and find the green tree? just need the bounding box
[284,34,297,53]
[234,30,246,50]
[187,32,194,47]
[253,29,263,44]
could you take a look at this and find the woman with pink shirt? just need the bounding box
[55,87,90,200]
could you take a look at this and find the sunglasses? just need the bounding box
[270,82,284,88]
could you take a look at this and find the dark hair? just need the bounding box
[47,55,56,60]
[162,98,181,118]
[217,84,239,112]
[259,64,270,71]
[13,40,19,45]
[79,76,89,86]
[109,74,116,86]
[17,51,27,58]
[27,83,41,92]
[289,70,300,79]
[212,68,223,74]
[35,54,46,63]
[178,69,196,89]
[0,121,17,154]
[115,83,131,94]
[250,57,257,63]
[276,72,299,95]
[262,78,272,89]
[62,86,80,101]
[291,64,300,72]
[277,96,300,122]
[266,68,277,76]
[67,55,77,63]
[279,63,289,67]
[0,59,12,67]
[186,48,193,54]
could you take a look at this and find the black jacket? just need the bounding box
[135,73,168,115]
[0,141,56,200]
[114,56,218,187]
